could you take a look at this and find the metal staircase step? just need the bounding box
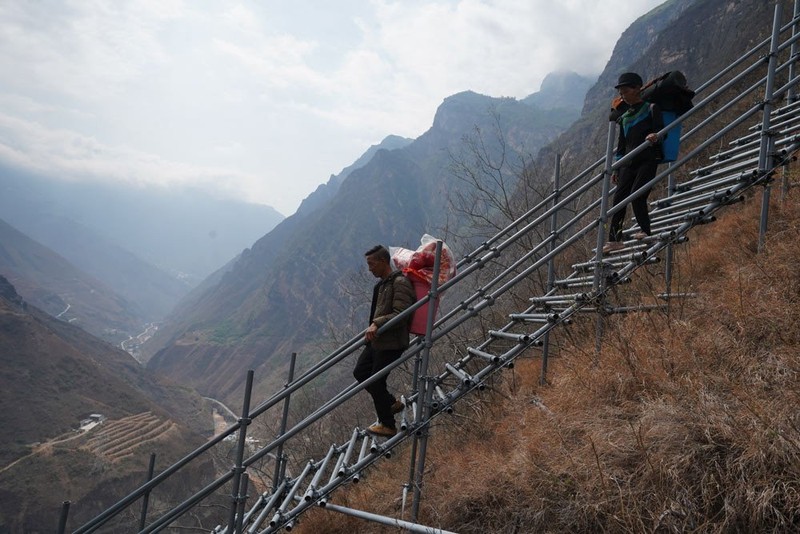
[690,156,759,179]
[530,293,589,306]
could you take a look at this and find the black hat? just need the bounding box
[614,72,643,88]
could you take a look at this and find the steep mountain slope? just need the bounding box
[302,163,800,534]
[147,80,588,402]
[0,275,211,532]
[139,134,414,363]
[0,217,146,345]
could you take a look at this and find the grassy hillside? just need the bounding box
[296,186,800,532]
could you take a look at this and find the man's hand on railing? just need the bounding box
[365,323,378,342]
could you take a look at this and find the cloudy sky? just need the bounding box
[0,0,664,216]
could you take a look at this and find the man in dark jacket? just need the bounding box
[604,72,663,254]
[353,245,415,437]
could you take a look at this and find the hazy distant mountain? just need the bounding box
[522,70,595,114]
[296,134,414,217]
[0,275,210,532]
[0,217,146,344]
[146,77,587,402]
[0,165,284,302]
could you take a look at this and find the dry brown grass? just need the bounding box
[297,188,800,533]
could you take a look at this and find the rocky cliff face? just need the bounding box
[0,274,23,307]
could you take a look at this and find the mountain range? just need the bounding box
[0,165,284,316]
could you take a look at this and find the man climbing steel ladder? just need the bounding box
[353,245,415,437]
[604,72,663,254]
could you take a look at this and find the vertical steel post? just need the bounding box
[593,122,618,356]
[273,353,297,492]
[410,241,444,523]
[404,280,428,516]
[784,0,800,200]
[226,370,255,533]
[404,437,420,519]
[788,0,800,104]
[138,452,157,531]
[57,501,70,534]
[540,153,561,385]
[664,164,676,305]
[758,2,783,252]
[234,474,250,533]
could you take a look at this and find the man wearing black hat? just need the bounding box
[603,72,663,253]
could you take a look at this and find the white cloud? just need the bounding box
[0,0,665,215]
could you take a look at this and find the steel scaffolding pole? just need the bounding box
[272,353,297,492]
[226,370,255,534]
[57,501,70,534]
[324,503,458,534]
[785,0,800,200]
[138,453,157,532]
[540,153,561,384]
[664,163,676,307]
[758,2,783,252]
[593,121,618,356]
[410,241,444,523]
[789,0,800,104]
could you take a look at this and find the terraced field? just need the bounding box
[82,412,176,462]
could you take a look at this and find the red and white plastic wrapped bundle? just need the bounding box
[390,235,456,335]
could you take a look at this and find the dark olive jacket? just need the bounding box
[368,270,415,350]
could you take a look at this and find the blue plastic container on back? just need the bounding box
[660,110,681,163]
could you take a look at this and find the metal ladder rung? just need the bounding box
[650,187,744,211]
[649,216,714,235]
[712,134,797,163]
[669,174,747,200]
[467,346,502,363]
[648,208,715,227]
[488,330,531,343]
[530,292,589,305]
[554,275,596,288]
[734,121,800,145]
[710,139,759,161]
[674,169,757,193]
[658,292,698,300]
[606,304,667,313]
[509,312,559,323]
[690,156,759,179]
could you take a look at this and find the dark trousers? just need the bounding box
[353,346,403,427]
[609,159,658,242]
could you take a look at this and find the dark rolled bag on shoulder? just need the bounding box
[642,71,695,163]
